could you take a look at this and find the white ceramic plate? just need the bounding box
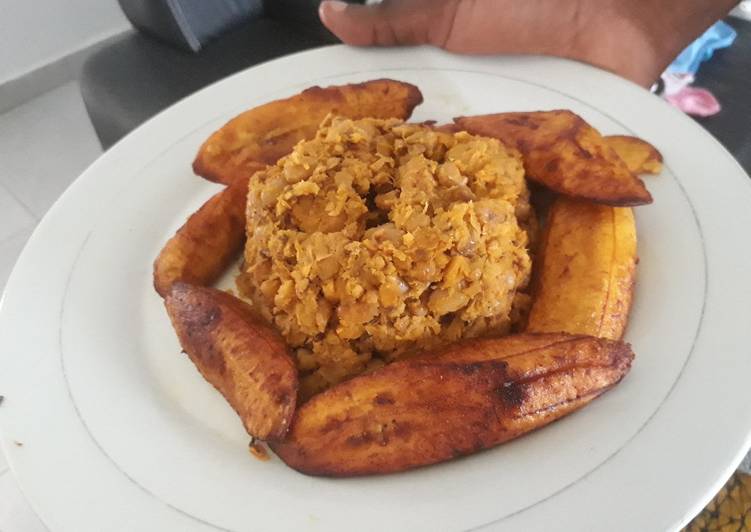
[2,46,751,532]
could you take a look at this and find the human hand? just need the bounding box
[319,0,736,87]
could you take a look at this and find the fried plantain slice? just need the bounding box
[605,135,663,175]
[525,197,637,340]
[194,79,423,184]
[165,283,298,441]
[153,174,250,297]
[271,333,633,476]
[454,110,652,206]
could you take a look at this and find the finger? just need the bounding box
[319,0,459,47]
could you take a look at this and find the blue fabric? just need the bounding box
[668,21,737,74]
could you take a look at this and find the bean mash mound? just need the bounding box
[238,116,533,398]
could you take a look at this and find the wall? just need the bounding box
[0,0,130,85]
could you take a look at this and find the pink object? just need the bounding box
[662,72,695,95]
[665,86,721,117]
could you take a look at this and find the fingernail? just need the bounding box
[319,0,348,25]
[323,0,349,12]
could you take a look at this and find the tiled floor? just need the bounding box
[0,81,102,532]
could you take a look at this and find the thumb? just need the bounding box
[319,0,458,47]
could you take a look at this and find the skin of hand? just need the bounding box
[319,0,738,87]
